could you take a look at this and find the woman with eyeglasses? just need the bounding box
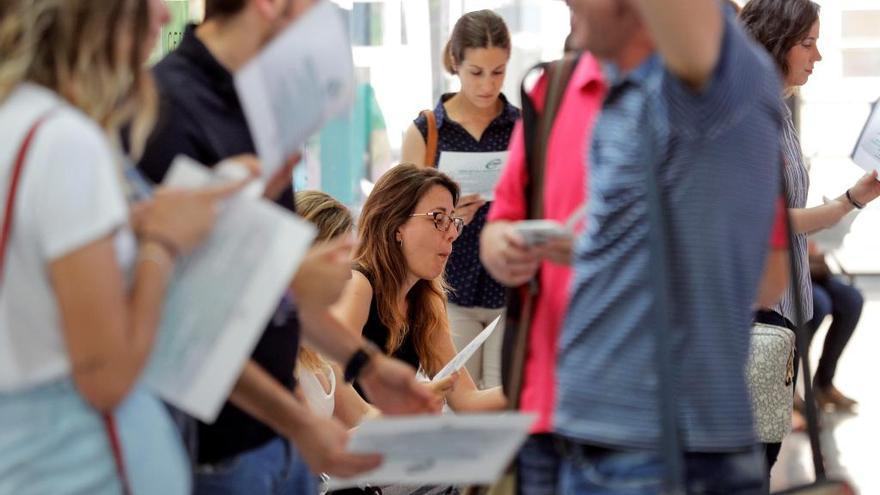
[401,10,518,390]
[331,164,506,412]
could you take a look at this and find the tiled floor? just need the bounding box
[770,276,880,493]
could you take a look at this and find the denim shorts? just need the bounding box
[0,378,190,495]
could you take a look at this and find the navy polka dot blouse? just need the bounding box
[414,93,520,309]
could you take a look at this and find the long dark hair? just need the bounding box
[739,0,820,77]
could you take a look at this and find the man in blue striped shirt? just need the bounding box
[555,1,783,493]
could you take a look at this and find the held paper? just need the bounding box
[144,156,316,423]
[852,100,880,174]
[235,0,354,178]
[438,151,509,200]
[433,316,501,382]
[327,413,535,489]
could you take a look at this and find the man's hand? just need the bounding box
[291,235,356,311]
[359,354,442,415]
[291,413,382,477]
[537,236,575,267]
[480,221,541,287]
[263,152,301,201]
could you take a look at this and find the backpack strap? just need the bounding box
[501,53,582,407]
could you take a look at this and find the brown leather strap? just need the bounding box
[421,109,438,167]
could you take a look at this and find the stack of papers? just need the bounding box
[328,413,535,489]
[144,156,316,423]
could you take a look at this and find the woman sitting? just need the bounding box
[332,164,506,411]
[293,190,377,427]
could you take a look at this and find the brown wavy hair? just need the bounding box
[443,10,511,75]
[0,0,158,158]
[354,164,460,376]
[739,0,820,78]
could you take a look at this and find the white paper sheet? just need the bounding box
[433,316,501,382]
[234,0,355,178]
[852,100,880,174]
[437,151,509,200]
[144,156,316,423]
[327,413,535,489]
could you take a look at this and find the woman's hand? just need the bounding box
[456,193,487,225]
[426,372,459,400]
[358,354,443,415]
[849,170,880,207]
[139,179,248,256]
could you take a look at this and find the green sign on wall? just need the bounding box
[149,1,190,64]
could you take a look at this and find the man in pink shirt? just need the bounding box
[480,43,605,494]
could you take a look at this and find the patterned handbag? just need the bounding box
[770,175,854,495]
[746,322,796,442]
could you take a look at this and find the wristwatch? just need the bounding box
[344,340,381,383]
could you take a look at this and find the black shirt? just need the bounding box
[352,267,419,400]
[137,25,299,464]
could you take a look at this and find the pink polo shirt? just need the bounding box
[488,54,605,434]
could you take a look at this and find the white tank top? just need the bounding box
[295,363,336,418]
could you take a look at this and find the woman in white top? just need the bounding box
[293,191,378,427]
[0,1,242,493]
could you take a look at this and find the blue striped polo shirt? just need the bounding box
[555,17,783,451]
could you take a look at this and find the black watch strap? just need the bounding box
[344,341,379,383]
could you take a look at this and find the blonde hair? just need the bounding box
[354,164,459,376]
[0,0,157,158]
[294,190,354,243]
[294,190,354,372]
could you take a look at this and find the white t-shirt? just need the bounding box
[0,83,135,391]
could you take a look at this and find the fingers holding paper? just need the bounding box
[359,354,444,415]
[456,193,487,226]
[291,235,357,311]
[427,372,460,400]
[480,222,541,287]
[850,170,880,206]
[293,414,382,478]
[140,178,250,256]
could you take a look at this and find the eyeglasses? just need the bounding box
[410,211,465,234]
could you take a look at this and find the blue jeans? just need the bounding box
[558,441,766,495]
[518,434,561,495]
[194,438,318,495]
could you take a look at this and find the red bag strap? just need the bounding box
[0,109,132,494]
[104,414,132,495]
[0,110,55,282]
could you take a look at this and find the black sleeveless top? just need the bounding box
[354,267,420,387]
